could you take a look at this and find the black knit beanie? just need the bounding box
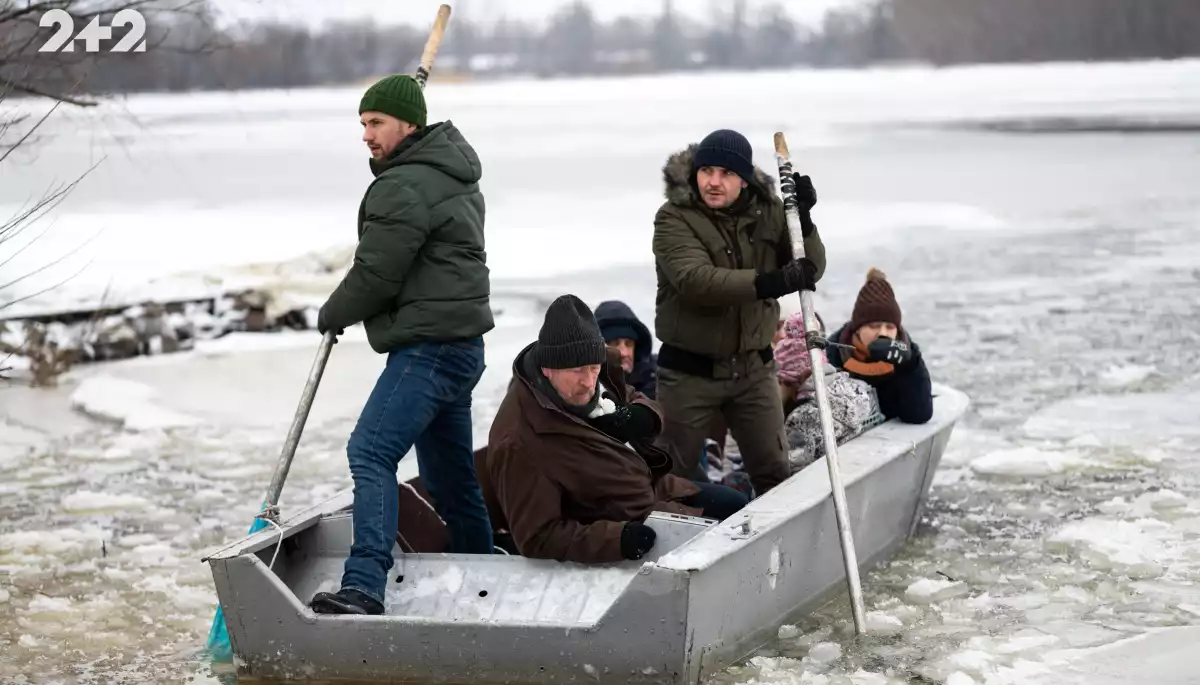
[692,129,754,183]
[536,295,608,369]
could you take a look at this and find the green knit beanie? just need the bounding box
[359,74,427,127]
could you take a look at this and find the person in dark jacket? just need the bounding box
[828,268,933,425]
[594,300,658,399]
[478,295,748,564]
[652,129,827,496]
[310,74,495,617]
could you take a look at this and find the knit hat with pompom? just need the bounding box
[849,267,901,332]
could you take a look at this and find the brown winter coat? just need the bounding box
[479,343,702,564]
[652,145,827,361]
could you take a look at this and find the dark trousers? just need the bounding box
[681,482,750,521]
[657,358,791,495]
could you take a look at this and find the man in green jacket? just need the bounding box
[309,74,495,616]
[653,129,826,497]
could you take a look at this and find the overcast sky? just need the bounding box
[211,0,862,31]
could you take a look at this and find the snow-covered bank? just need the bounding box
[6,60,1200,311]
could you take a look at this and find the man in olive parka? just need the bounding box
[310,74,495,616]
[653,129,826,496]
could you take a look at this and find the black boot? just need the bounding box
[310,588,384,616]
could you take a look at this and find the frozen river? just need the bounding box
[2,59,1200,683]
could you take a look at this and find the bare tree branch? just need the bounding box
[0,97,61,163]
[4,80,96,106]
[0,173,88,247]
[0,251,96,311]
[0,111,28,139]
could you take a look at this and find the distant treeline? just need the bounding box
[891,0,1200,65]
[3,0,1200,97]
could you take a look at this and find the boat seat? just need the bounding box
[396,477,450,553]
[396,476,519,555]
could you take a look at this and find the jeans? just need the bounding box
[340,337,493,604]
[680,482,750,521]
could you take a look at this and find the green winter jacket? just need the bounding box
[652,145,827,362]
[320,121,494,353]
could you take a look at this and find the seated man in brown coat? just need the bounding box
[480,294,749,564]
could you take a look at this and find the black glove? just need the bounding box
[867,336,911,366]
[620,521,656,560]
[590,404,659,443]
[793,173,818,238]
[792,173,817,211]
[316,307,344,339]
[754,257,817,300]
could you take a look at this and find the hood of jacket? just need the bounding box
[593,300,653,367]
[370,120,482,185]
[661,143,780,208]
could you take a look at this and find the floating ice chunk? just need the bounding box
[994,592,1051,611]
[25,594,73,615]
[970,447,1091,477]
[1066,434,1103,448]
[1097,497,1131,516]
[61,491,153,513]
[963,592,997,612]
[115,534,159,548]
[1031,625,1200,684]
[933,468,968,487]
[1129,490,1188,516]
[1035,620,1133,650]
[1098,363,1156,388]
[1052,586,1092,605]
[0,420,48,469]
[865,611,905,635]
[945,673,977,685]
[777,624,801,639]
[808,641,842,663]
[1179,604,1200,617]
[748,656,826,683]
[0,526,110,558]
[945,649,997,676]
[1021,391,1200,445]
[848,670,890,684]
[70,375,201,431]
[796,625,834,647]
[905,578,969,604]
[889,603,925,624]
[129,543,178,567]
[995,630,1061,654]
[1048,519,1172,579]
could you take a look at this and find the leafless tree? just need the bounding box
[0,0,213,382]
[890,0,1200,65]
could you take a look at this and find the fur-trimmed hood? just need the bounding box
[661,144,780,207]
